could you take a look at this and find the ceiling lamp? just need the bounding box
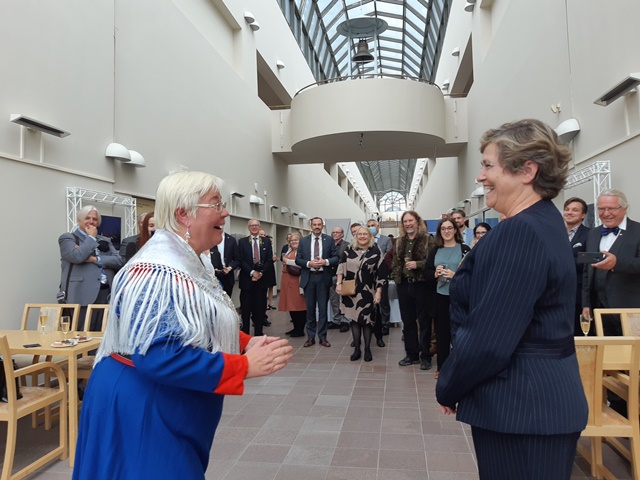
[353,40,374,63]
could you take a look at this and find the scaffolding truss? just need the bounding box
[564,160,611,226]
[66,187,137,236]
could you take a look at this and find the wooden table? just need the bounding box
[0,329,102,467]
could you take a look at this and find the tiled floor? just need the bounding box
[1,309,634,479]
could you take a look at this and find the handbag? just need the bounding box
[341,279,356,296]
[286,264,301,276]
[57,233,80,304]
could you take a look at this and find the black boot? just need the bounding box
[363,324,373,362]
[364,348,372,362]
[350,322,362,361]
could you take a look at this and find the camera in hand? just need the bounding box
[97,239,110,252]
[253,262,264,272]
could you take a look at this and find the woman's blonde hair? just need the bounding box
[350,226,374,249]
[155,171,223,233]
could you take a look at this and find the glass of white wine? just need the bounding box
[580,314,592,336]
[60,316,71,338]
[38,313,48,334]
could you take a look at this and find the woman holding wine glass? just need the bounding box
[435,119,588,479]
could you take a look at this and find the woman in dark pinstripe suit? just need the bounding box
[436,119,588,480]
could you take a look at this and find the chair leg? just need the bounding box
[631,433,640,480]
[2,421,17,480]
[59,398,68,460]
[593,437,604,479]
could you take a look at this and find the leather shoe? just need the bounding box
[327,323,341,329]
[285,329,295,335]
[263,320,272,327]
[303,339,315,347]
[350,350,361,361]
[339,323,350,333]
[376,338,385,348]
[290,332,305,338]
[364,349,372,362]
[319,338,331,347]
[382,326,390,336]
[398,356,420,367]
[420,358,432,371]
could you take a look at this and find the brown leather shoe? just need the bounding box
[319,338,331,347]
[303,338,315,347]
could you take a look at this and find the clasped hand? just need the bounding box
[592,250,617,271]
[245,335,293,378]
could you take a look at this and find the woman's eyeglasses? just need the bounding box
[440,226,455,232]
[193,202,227,212]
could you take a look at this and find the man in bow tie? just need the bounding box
[582,189,640,335]
[563,197,591,335]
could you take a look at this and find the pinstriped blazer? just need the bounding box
[436,200,588,435]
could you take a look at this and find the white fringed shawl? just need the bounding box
[95,229,240,364]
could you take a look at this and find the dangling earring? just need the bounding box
[185,224,191,240]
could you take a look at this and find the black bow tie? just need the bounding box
[601,226,620,237]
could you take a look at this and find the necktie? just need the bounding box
[601,226,620,237]
[314,236,320,259]
[253,237,259,263]
[211,245,223,269]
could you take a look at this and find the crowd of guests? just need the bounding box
[63,118,640,480]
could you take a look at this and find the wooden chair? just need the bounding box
[20,303,80,331]
[593,308,640,336]
[575,336,640,480]
[0,336,67,480]
[75,304,110,381]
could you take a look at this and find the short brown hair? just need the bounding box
[480,119,571,200]
[563,197,588,214]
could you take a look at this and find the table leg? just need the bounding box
[68,354,78,467]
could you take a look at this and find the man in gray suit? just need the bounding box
[327,226,350,332]
[367,218,393,334]
[119,213,146,257]
[59,205,123,330]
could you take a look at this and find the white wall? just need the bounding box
[0,0,367,328]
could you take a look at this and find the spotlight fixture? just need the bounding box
[128,150,146,168]
[270,205,280,209]
[594,73,640,106]
[10,114,70,137]
[249,195,264,205]
[451,47,460,57]
[280,207,290,214]
[441,79,450,91]
[555,118,581,144]
[243,12,255,23]
[464,2,475,12]
[105,143,131,162]
[249,21,260,32]
[276,60,285,69]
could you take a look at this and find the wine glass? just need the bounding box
[60,316,71,338]
[580,314,592,336]
[38,313,48,334]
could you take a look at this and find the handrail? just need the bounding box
[294,73,438,97]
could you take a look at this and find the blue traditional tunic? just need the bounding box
[73,230,250,480]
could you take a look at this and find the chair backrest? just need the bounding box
[21,304,81,331]
[82,304,110,334]
[575,336,640,426]
[593,308,640,336]
[0,336,19,404]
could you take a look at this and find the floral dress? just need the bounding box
[337,245,388,325]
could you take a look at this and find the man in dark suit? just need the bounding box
[582,189,640,336]
[563,197,591,335]
[367,218,393,335]
[296,217,339,347]
[119,213,146,257]
[327,226,350,332]
[210,228,240,297]
[238,219,273,336]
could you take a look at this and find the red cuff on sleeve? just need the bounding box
[214,353,248,395]
[239,331,252,352]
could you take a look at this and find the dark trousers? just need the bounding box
[378,283,390,327]
[77,287,110,331]
[434,293,451,371]
[304,274,330,340]
[397,281,432,361]
[471,427,580,480]
[289,310,306,335]
[217,273,235,298]
[240,284,267,336]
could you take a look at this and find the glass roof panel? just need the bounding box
[278,0,451,210]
